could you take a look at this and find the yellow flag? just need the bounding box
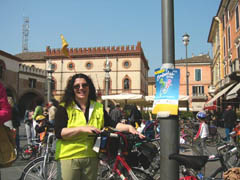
[60,34,70,57]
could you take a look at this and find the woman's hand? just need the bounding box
[79,126,101,134]
[116,123,145,139]
[128,125,145,139]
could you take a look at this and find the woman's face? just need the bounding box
[73,78,89,102]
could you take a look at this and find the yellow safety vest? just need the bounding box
[55,100,104,160]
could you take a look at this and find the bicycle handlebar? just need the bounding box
[89,127,150,143]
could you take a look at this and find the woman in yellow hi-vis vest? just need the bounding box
[54,73,144,180]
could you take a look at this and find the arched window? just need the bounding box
[123,78,130,90]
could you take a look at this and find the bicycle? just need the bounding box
[96,128,154,180]
[19,132,57,180]
[168,142,237,180]
[206,125,222,147]
[21,138,45,160]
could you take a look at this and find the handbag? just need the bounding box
[0,124,17,167]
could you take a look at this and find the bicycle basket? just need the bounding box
[99,136,120,159]
[138,142,158,160]
[125,151,140,167]
[209,126,217,136]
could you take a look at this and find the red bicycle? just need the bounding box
[96,128,154,180]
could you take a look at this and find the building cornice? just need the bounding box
[45,41,149,70]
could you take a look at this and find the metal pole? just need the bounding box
[160,0,179,179]
[105,76,109,109]
[116,57,118,94]
[47,59,53,103]
[47,73,51,102]
[105,57,111,110]
[186,45,189,112]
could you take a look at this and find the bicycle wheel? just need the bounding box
[20,156,57,180]
[97,161,153,180]
[225,150,240,168]
[183,135,193,146]
[21,144,34,160]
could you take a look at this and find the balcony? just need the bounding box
[208,85,215,94]
[192,94,208,101]
[229,70,240,81]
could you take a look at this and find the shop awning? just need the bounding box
[144,95,189,102]
[226,83,240,100]
[205,83,237,107]
[204,101,217,110]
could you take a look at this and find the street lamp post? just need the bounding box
[47,59,54,103]
[104,57,111,110]
[182,33,190,112]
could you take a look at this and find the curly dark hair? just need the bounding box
[60,73,97,108]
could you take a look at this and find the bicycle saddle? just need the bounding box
[169,153,208,171]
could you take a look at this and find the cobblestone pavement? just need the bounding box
[0,122,227,180]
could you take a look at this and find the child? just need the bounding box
[35,115,54,143]
[194,111,210,156]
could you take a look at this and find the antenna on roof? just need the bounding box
[22,16,29,52]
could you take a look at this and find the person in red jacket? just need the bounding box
[0,82,11,124]
[0,82,12,179]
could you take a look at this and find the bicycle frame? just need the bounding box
[42,132,55,179]
[98,130,153,180]
[207,155,228,178]
[113,154,139,180]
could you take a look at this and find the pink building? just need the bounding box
[175,54,212,112]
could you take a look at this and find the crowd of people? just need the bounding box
[1,72,240,179]
[23,98,58,145]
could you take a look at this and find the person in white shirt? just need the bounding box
[48,100,58,125]
[194,111,210,156]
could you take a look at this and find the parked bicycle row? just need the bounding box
[17,122,240,180]
[17,112,240,179]
[14,74,240,180]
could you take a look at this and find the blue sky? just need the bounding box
[1,0,220,76]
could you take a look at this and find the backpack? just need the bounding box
[0,124,17,167]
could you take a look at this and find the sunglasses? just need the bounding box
[73,83,89,89]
